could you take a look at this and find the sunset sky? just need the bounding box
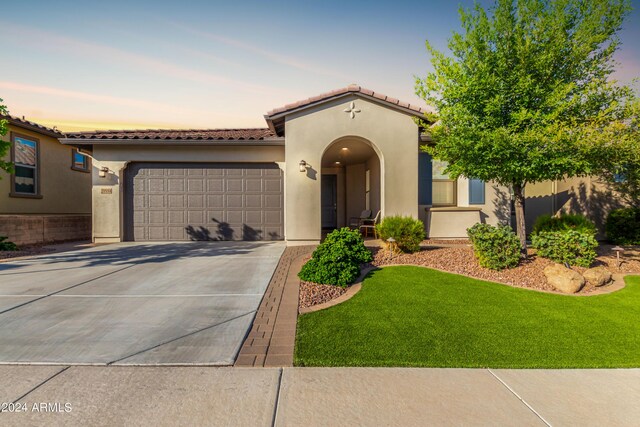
[2,0,639,131]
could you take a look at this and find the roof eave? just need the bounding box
[6,119,64,139]
[264,92,431,137]
[59,138,286,146]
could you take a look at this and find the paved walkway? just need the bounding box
[1,366,638,426]
[236,246,314,367]
[0,242,284,365]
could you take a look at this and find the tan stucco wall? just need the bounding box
[525,176,623,235]
[283,95,419,242]
[345,163,366,222]
[0,125,91,214]
[90,144,285,243]
[423,179,511,238]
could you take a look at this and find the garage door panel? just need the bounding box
[126,163,283,241]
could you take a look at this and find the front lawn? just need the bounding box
[295,266,640,368]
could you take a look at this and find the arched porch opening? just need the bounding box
[320,136,382,234]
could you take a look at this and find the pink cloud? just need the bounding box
[2,23,287,96]
[170,23,348,80]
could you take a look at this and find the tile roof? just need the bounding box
[64,128,278,141]
[2,115,64,137]
[266,84,426,117]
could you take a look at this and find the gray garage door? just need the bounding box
[124,163,284,241]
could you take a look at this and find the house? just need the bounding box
[0,116,92,245]
[60,85,618,244]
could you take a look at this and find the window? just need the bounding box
[71,149,90,172]
[432,160,457,206]
[469,178,485,204]
[11,134,39,197]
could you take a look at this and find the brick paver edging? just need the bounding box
[235,245,315,367]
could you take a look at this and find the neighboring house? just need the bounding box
[60,85,619,244]
[0,116,92,245]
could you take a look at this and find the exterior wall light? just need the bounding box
[299,160,307,172]
[99,166,110,178]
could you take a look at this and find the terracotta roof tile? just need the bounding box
[265,84,425,117]
[2,115,64,137]
[64,128,278,141]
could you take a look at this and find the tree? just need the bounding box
[591,100,640,208]
[0,98,12,175]
[415,0,637,253]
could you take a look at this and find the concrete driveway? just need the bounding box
[0,241,284,365]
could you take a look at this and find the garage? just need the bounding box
[124,162,283,241]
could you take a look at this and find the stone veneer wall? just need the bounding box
[0,215,91,246]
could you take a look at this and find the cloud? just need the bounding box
[170,22,348,80]
[0,81,179,112]
[1,22,286,96]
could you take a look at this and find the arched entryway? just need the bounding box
[320,136,382,233]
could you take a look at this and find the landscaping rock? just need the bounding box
[583,267,613,287]
[543,264,585,293]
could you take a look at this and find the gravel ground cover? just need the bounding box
[0,245,54,261]
[371,244,640,293]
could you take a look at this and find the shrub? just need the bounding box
[532,214,596,235]
[375,215,425,253]
[467,223,521,270]
[298,227,373,287]
[605,207,640,245]
[0,236,18,251]
[531,230,598,267]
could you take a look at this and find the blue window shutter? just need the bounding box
[469,178,485,204]
[418,152,432,205]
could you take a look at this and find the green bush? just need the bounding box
[532,214,596,235]
[298,227,373,287]
[375,215,425,253]
[467,223,521,270]
[605,207,640,245]
[531,230,598,267]
[0,236,18,251]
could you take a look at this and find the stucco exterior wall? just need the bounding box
[525,176,624,235]
[0,125,91,214]
[423,179,511,239]
[90,144,285,243]
[283,95,419,242]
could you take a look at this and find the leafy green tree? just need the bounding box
[416,0,637,253]
[590,101,640,207]
[0,98,12,174]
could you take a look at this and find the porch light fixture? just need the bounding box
[299,160,307,172]
[341,147,348,151]
[335,161,341,165]
[99,166,110,178]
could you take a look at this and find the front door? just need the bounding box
[321,175,337,229]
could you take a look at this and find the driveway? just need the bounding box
[0,241,285,365]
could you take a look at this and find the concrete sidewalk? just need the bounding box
[1,366,639,426]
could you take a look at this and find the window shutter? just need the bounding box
[469,178,485,204]
[418,152,432,205]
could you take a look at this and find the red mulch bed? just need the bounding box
[371,243,640,294]
[0,245,54,261]
[299,282,347,309]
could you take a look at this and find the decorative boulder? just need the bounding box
[543,264,585,294]
[583,267,612,287]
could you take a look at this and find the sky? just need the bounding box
[2,0,639,132]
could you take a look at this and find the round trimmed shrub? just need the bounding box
[605,207,640,245]
[531,230,597,268]
[375,215,425,253]
[532,214,596,235]
[298,227,373,287]
[467,223,521,270]
[0,236,18,251]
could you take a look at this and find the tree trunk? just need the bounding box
[513,183,527,257]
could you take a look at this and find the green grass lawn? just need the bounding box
[295,266,640,368]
